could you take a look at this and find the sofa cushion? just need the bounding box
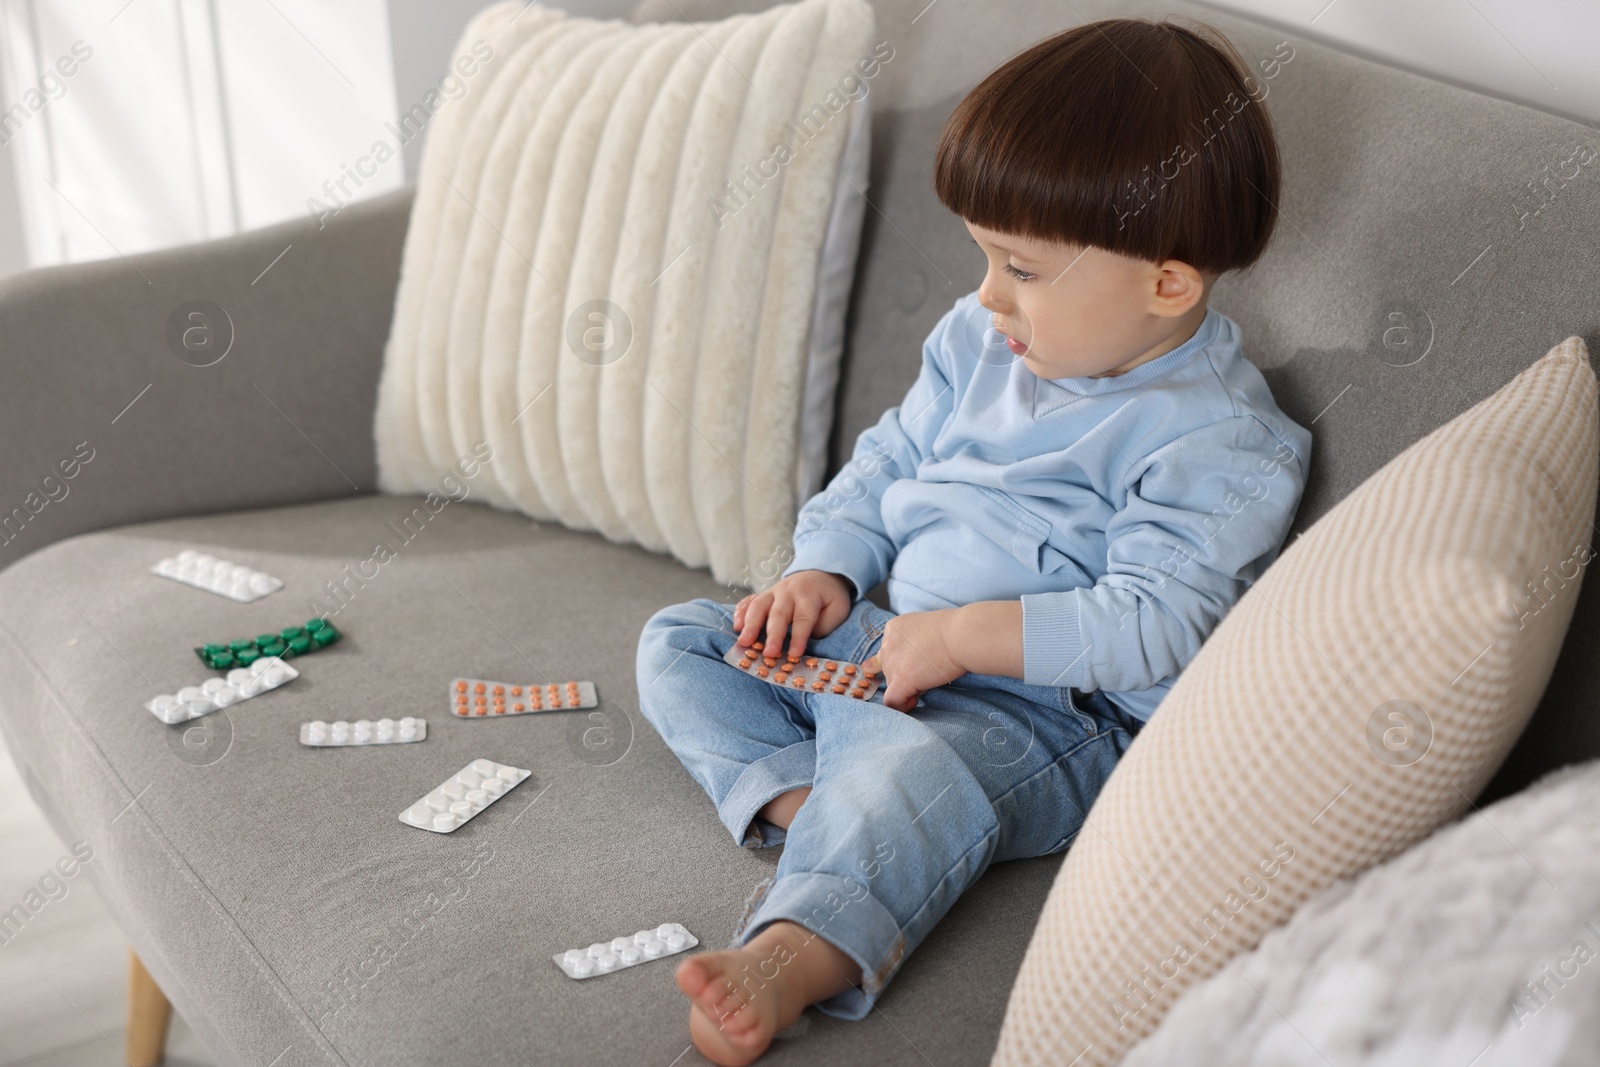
[991,337,1598,1067]
[0,495,1058,1066]
[373,0,876,589]
[629,0,1600,796]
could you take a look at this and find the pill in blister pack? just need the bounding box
[553,923,699,980]
[451,678,598,717]
[145,656,298,724]
[152,550,282,602]
[399,758,530,833]
[723,641,882,701]
[301,717,425,747]
[197,617,339,670]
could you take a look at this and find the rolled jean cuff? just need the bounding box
[733,871,908,1021]
[718,741,817,848]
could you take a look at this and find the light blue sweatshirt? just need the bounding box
[783,290,1312,722]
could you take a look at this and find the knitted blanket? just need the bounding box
[1124,759,1600,1067]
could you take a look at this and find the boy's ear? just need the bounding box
[1148,258,1208,318]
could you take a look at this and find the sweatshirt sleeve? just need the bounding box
[782,304,962,598]
[1019,414,1308,690]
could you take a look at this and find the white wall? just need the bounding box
[1196,0,1599,128]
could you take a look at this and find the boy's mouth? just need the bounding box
[994,317,1029,355]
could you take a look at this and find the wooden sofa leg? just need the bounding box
[126,948,172,1067]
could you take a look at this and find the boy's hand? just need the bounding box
[735,570,854,658]
[864,609,969,713]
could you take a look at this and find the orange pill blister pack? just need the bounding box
[722,641,882,701]
[452,678,599,717]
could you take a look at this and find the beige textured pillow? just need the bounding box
[992,337,1599,1067]
[373,0,875,585]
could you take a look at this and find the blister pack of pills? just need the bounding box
[153,550,282,602]
[399,758,530,833]
[301,717,425,747]
[197,618,339,670]
[723,641,882,701]
[451,678,598,717]
[554,923,698,980]
[145,656,298,724]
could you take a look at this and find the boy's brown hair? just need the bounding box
[934,18,1281,276]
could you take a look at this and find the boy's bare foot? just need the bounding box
[678,950,783,1066]
[675,920,860,1066]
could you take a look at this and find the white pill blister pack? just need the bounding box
[302,717,425,747]
[152,550,282,602]
[145,657,298,724]
[554,923,699,980]
[400,758,529,833]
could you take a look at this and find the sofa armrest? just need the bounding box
[0,185,413,573]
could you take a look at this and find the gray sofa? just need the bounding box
[2,1,1598,1064]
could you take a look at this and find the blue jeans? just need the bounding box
[635,597,1143,1020]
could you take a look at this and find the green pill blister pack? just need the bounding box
[196,617,340,670]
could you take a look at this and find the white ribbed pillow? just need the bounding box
[993,337,1599,1067]
[373,0,875,585]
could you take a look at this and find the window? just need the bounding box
[0,0,401,270]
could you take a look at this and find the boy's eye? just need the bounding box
[1002,262,1035,282]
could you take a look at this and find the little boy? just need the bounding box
[635,17,1311,1065]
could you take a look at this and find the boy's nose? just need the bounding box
[976,285,1007,317]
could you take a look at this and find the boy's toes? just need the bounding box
[675,953,717,999]
[676,951,778,1066]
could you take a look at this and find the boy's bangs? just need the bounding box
[934,18,1281,276]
